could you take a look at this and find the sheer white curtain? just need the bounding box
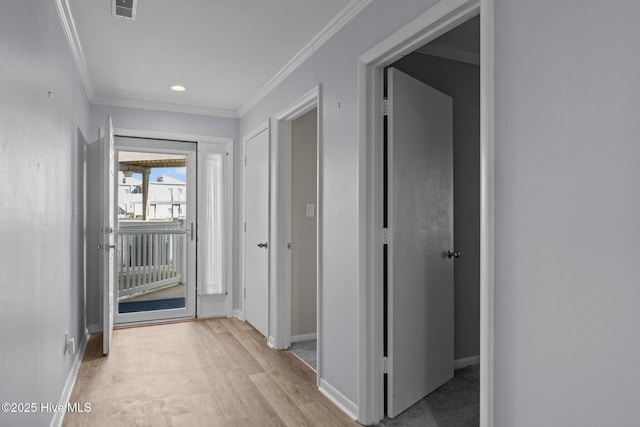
[201,152,224,295]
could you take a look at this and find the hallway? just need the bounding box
[63,319,358,426]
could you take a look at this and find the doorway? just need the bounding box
[382,13,481,420]
[288,107,319,373]
[260,87,322,381]
[113,137,197,324]
[356,1,493,425]
[100,126,234,334]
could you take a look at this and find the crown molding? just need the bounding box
[55,0,371,120]
[237,0,374,117]
[53,0,95,100]
[92,96,239,119]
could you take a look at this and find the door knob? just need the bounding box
[447,250,460,259]
[257,242,268,249]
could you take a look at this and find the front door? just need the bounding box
[113,137,197,324]
[386,67,455,417]
[244,126,270,337]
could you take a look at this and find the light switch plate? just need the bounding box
[306,203,315,218]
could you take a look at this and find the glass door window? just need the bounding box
[114,142,196,324]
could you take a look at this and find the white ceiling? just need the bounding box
[66,0,356,117]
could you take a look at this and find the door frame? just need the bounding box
[240,121,271,325]
[270,86,322,379]
[103,127,235,324]
[356,0,494,425]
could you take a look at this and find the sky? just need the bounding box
[134,167,186,183]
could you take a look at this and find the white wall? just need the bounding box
[0,1,90,426]
[5,1,638,425]
[85,105,238,328]
[239,0,444,407]
[494,0,640,425]
[240,0,640,422]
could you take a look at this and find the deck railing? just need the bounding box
[115,221,187,297]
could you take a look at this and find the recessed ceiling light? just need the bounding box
[170,85,186,92]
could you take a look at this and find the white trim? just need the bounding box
[267,336,277,349]
[233,308,245,320]
[356,0,493,425]
[455,355,481,369]
[50,329,90,427]
[319,379,359,421]
[93,96,238,119]
[243,121,271,145]
[275,87,321,122]
[113,128,233,145]
[291,332,317,343]
[53,0,94,100]
[237,0,373,117]
[359,0,479,65]
[479,3,495,426]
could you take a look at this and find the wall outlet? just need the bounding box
[65,331,75,355]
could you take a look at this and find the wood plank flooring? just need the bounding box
[63,318,360,427]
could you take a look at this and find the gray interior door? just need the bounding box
[386,67,454,417]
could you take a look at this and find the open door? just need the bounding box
[101,116,116,355]
[386,68,454,417]
[244,125,270,337]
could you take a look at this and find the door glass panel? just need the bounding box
[116,151,188,314]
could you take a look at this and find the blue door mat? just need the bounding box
[118,297,185,313]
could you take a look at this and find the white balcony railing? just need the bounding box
[116,221,187,298]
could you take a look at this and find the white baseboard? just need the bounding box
[87,323,100,334]
[267,336,276,349]
[454,355,480,369]
[291,332,317,343]
[197,313,228,319]
[50,329,90,427]
[232,309,244,320]
[318,378,358,421]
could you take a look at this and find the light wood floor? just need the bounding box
[63,318,360,427]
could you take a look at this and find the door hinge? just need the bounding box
[383,97,388,116]
[244,222,246,232]
[383,356,388,374]
[244,288,246,298]
[244,156,247,166]
[382,228,389,245]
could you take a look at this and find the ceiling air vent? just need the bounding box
[112,0,137,20]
